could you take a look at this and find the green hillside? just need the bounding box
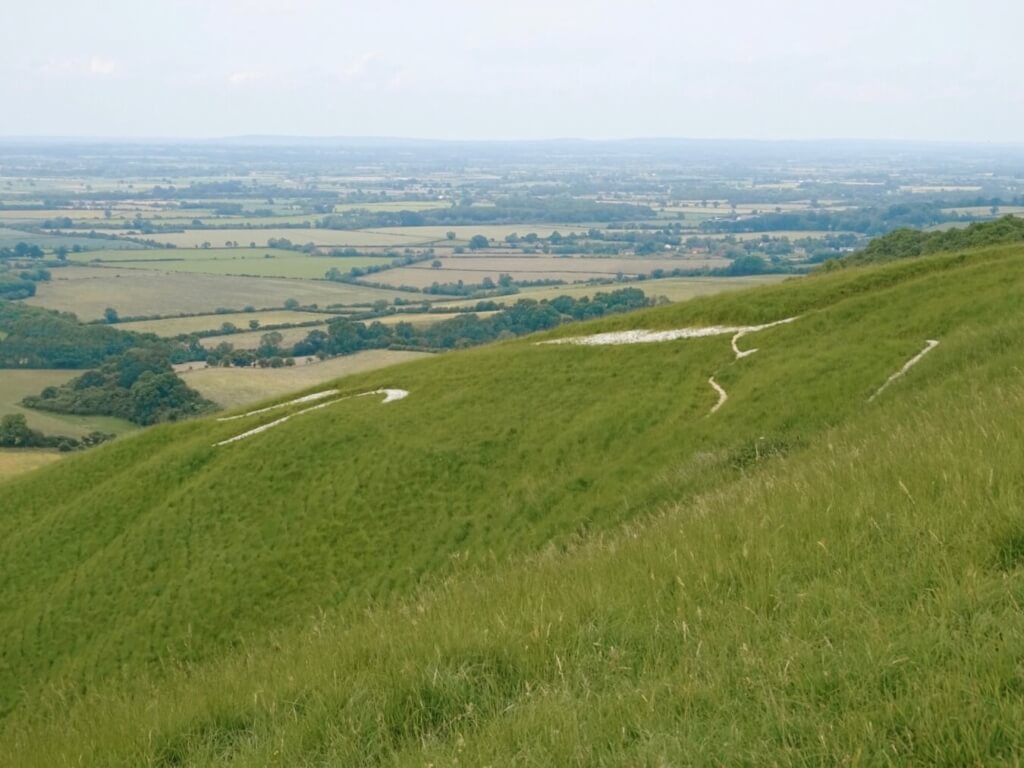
[3,240,1024,764]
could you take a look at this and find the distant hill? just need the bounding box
[3,239,1024,765]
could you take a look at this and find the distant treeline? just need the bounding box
[0,414,112,452]
[290,289,653,358]
[318,197,655,229]
[837,215,1024,267]
[701,202,1000,237]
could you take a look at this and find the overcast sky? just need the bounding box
[2,0,1021,141]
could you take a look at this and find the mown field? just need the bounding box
[370,255,729,288]
[119,310,333,336]
[25,268,416,319]
[103,254,394,279]
[181,350,432,408]
[198,324,327,350]
[0,370,138,438]
[3,242,1024,766]
[437,274,790,308]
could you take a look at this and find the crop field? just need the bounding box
[333,201,447,213]
[103,253,394,279]
[25,268,417,319]
[437,274,791,308]
[181,350,432,409]
[369,255,730,288]
[0,370,139,437]
[0,449,63,483]
[199,324,327,350]
[0,227,136,251]
[364,224,607,242]
[119,310,332,336]
[68,247,296,263]
[124,227,435,248]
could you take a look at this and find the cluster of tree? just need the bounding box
[0,302,204,369]
[837,215,1024,267]
[0,243,45,260]
[22,347,215,425]
[292,288,652,357]
[0,414,112,452]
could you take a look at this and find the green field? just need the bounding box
[25,268,418,319]
[3,239,1024,764]
[0,227,135,251]
[68,247,298,263]
[102,253,393,279]
[0,370,139,438]
[181,350,432,409]
[119,310,333,336]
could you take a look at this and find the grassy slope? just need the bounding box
[2,243,1024,763]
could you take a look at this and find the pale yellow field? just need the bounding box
[368,255,729,288]
[0,449,64,483]
[437,274,791,308]
[182,350,432,409]
[120,310,334,336]
[199,324,328,350]
[363,225,607,242]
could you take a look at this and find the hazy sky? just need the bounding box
[3,0,1022,141]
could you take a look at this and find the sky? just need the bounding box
[2,0,1022,142]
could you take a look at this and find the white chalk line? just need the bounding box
[217,389,340,421]
[708,377,728,414]
[214,388,408,446]
[538,317,799,349]
[868,340,939,402]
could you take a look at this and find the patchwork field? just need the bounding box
[369,255,730,288]
[25,268,416,319]
[181,350,432,409]
[123,228,435,248]
[99,254,393,279]
[119,310,333,336]
[0,370,139,437]
[437,274,791,308]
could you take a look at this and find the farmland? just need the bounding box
[181,350,431,408]
[199,324,327,350]
[128,227,436,248]
[25,268,415,319]
[370,254,730,288]
[119,309,333,336]
[438,274,791,308]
